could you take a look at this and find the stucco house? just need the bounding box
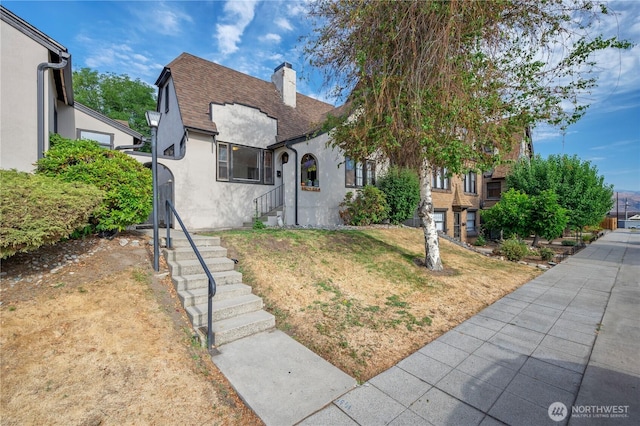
[148,52,379,230]
[150,52,536,236]
[0,6,143,173]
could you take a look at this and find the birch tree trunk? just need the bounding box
[418,162,443,271]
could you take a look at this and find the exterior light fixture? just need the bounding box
[146,110,162,271]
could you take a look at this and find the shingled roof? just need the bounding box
[160,53,337,142]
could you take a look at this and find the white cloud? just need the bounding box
[79,35,162,80]
[589,139,635,150]
[215,0,258,55]
[287,1,309,17]
[151,4,193,35]
[130,2,193,36]
[260,33,282,43]
[275,17,293,31]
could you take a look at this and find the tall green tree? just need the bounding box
[73,68,157,137]
[507,154,613,230]
[306,0,631,270]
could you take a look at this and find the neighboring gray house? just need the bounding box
[0,6,143,172]
[151,53,376,230]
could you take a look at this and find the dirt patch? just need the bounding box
[0,233,261,425]
[217,227,542,382]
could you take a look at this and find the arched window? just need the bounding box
[301,153,319,186]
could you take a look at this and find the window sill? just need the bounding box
[301,186,321,192]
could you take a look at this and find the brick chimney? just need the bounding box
[271,62,296,108]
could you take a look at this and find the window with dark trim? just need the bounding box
[463,171,477,194]
[301,153,318,186]
[217,142,273,184]
[77,129,114,149]
[486,181,502,199]
[434,210,446,232]
[432,167,450,190]
[466,211,477,233]
[345,157,375,188]
[264,151,273,185]
[164,85,170,113]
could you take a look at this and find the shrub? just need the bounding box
[339,186,389,226]
[539,247,555,261]
[376,167,420,224]
[561,239,577,246]
[582,233,596,243]
[1,169,103,258]
[36,134,152,232]
[498,237,529,261]
[473,234,487,246]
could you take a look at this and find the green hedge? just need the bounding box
[36,134,152,232]
[1,169,103,258]
[339,186,389,226]
[376,167,420,224]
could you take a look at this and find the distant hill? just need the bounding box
[611,190,640,217]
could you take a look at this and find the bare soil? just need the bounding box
[0,233,261,425]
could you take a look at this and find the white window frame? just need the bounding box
[77,129,114,149]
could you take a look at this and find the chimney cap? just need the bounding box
[274,62,292,72]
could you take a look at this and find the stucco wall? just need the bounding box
[212,103,277,147]
[55,103,138,148]
[158,131,279,230]
[0,21,49,171]
[288,133,354,226]
[156,77,185,158]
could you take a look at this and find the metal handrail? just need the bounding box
[254,184,284,218]
[165,200,217,351]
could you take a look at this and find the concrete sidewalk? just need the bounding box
[300,229,639,425]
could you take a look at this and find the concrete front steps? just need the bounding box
[163,233,275,346]
[242,207,284,228]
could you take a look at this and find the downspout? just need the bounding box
[115,138,146,150]
[285,141,299,225]
[37,52,70,159]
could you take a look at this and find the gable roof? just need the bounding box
[158,53,337,142]
[74,102,143,140]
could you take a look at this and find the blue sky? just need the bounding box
[4,0,639,191]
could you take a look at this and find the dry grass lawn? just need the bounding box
[216,227,542,382]
[0,236,261,425]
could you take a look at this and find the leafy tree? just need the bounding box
[73,68,157,137]
[376,167,420,224]
[481,189,532,240]
[1,169,103,258]
[482,189,568,245]
[36,134,152,232]
[306,0,631,270]
[507,154,613,230]
[529,190,568,246]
